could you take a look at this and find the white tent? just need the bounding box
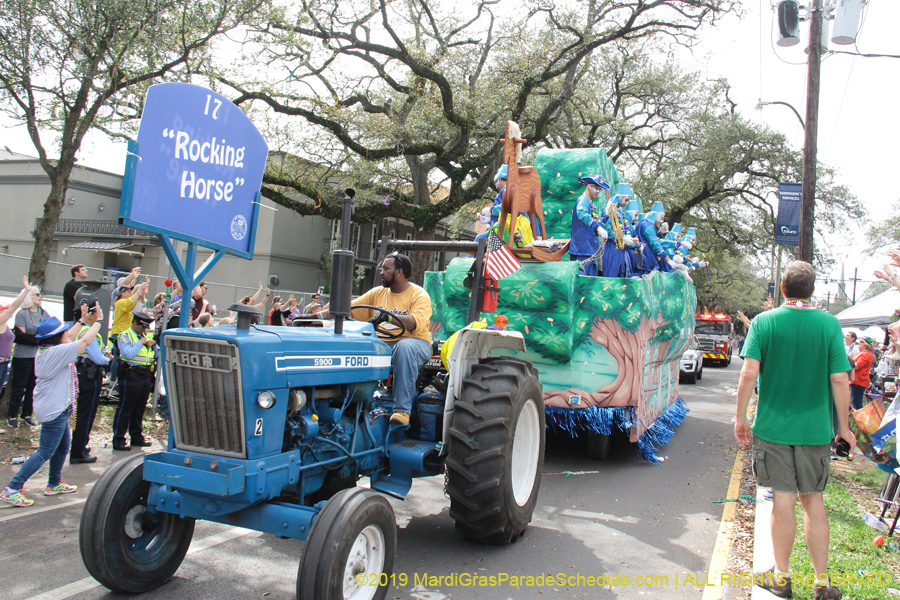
[836,288,900,327]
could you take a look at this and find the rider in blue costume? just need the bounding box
[489,165,507,227]
[569,175,609,277]
[615,184,645,274]
[634,210,672,274]
[599,190,641,278]
[475,165,509,244]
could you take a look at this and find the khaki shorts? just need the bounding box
[752,437,831,495]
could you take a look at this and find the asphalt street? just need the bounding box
[1,357,743,600]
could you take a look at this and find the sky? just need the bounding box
[1,0,895,303]
[685,0,898,303]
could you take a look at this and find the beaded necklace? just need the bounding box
[781,298,815,309]
[27,306,45,328]
[38,343,79,412]
[606,205,625,249]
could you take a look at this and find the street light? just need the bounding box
[755,99,805,130]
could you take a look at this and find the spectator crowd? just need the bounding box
[0,265,326,507]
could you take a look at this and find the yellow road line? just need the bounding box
[701,449,745,600]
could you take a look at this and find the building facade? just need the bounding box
[0,149,474,301]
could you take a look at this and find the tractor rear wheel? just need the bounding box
[297,488,396,600]
[446,357,544,544]
[79,454,195,593]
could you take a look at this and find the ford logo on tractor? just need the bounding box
[172,350,233,373]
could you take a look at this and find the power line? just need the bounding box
[824,52,855,156]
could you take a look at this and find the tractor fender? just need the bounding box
[440,327,527,451]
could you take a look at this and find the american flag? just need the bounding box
[485,231,521,279]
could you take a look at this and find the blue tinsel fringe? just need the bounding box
[544,397,690,464]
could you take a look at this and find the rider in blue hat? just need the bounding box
[569,175,610,276]
[634,209,672,275]
[488,165,508,228]
[598,182,641,278]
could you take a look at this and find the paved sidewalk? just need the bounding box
[751,486,779,599]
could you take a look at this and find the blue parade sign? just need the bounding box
[119,82,268,258]
[775,182,801,246]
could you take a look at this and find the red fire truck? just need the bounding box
[694,312,734,367]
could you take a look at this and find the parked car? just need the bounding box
[680,338,704,384]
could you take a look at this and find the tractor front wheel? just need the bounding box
[79,454,195,593]
[447,357,544,544]
[297,488,397,600]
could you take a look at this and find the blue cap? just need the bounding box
[644,211,660,224]
[671,223,682,234]
[494,165,508,182]
[625,200,641,214]
[617,183,633,196]
[578,175,611,190]
[651,201,665,214]
[35,317,67,340]
[685,227,697,239]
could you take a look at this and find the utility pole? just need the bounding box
[799,0,822,263]
[826,290,830,311]
[851,267,859,305]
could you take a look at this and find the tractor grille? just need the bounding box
[165,336,245,458]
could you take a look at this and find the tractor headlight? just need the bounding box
[289,388,307,414]
[257,391,277,409]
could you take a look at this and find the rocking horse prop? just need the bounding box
[497,122,570,262]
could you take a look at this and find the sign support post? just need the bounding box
[118,82,268,413]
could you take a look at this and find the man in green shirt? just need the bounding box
[735,261,855,600]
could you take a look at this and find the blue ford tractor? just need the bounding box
[79,191,545,600]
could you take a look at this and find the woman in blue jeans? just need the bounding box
[1,306,103,507]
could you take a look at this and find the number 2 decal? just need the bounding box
[255,419,263,436]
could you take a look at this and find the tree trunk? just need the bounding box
[542,314,666,412]
[408,225,436,286]
[29,171,72,288]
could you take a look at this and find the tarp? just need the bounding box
[836,289,900,327]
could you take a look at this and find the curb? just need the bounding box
[702,450,745,600]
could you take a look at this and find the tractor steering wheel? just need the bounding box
[351,305,407,340]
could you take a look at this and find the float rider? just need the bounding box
[112,310,157,451]
[488,165,508,228]
[599,187,642,278]
[634,203,673,275]
[569,175,610,277]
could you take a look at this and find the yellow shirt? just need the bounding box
[352,284,432,345]
[110,297,136,335]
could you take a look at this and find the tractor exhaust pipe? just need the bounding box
[330,188,356,335]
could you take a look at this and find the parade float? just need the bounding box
[424,125,697,462]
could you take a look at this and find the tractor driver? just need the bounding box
[320,253,432,426]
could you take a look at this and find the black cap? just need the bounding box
[132,310,153,325]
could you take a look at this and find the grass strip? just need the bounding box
[788,472,897,599]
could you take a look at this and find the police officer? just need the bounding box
[112,310,157,450]
[70,298,110,464]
